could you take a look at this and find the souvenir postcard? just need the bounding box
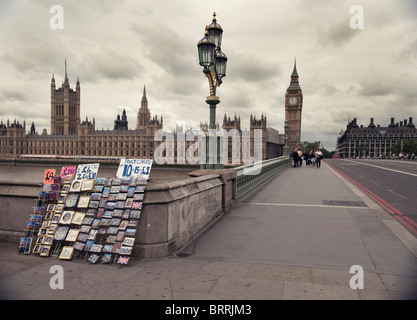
[124,198,133,208]
[79,225,91,233]
[91,193,101,201]
[97,208,105,217]
[19,238,31,254]
[89,200,99,209]
[39,245,51,257]
[119,220,129,230]
[119,246,132,255]
[36,236,44,245]
[113,209,123,217]
[82,217,94,225]
[47,204,56,212]
[122,237,135,246]
[48,224,58,234]
[55,204,64,213]
[66,229,80,242]
[110,218,121,226]
[120,185,128,193]
[93,185,104,193]
[65,194,79,208]
[73,242,85,251]
[107,227,118,235]
[100,218,111,226]
[95,177,106,185]
[113,242,121,253]
[115,201,125,209]
[54,227,69,241]
[116,193,127,201]
[72,212,86,225]
[42,220,51,228]
[135,186,146,193]
[87,229,97,240]
[105,201,116,210]
[115,231,125,242]
[105,179,112,187]
[98,227,108,235]
[110,186,121,193]
[131,201,142,210]
[107,194,116,201]
[112,178,121,186]
[97,196,107,207]
[102,245,114,253]
[122,209,130,219]
[52,213,61,223]
[38,227,48,236]
[117,255,130,265]
[130,210,141,219]
[91,219,101,228]
[133,194,144,201]
[90,244,103,253]
[77,232,88,242]
[69,180,82,192]
[127,220,138,228]
[61,184,70,193]
[88,253,99,263]
[59,211,75,224]
[101,253,112,264]
[85,240,94,251]
[86,209,97,216]
[127,187,135,197]
[59,246,74,260]
[78,196,90,208]
[106,235,116,243]
[43,235,54,245]
[125,228,137,237]
[81,179,95,191]
[32,244,41,254]
[45,211,53,220]
[102,187,110,197]
[121,177,130,185]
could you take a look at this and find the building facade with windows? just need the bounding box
[337,117,417,158]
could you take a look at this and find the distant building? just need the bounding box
[0,63,284,163]
[337,117,417,158]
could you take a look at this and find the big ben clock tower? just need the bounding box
[285,60,303,152]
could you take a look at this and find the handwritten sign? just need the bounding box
[116,159,153,180]
[60,166,76,179]
[74,163,100,180]
[43,169,56,185]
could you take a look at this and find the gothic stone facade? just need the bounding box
[337,117,417,158]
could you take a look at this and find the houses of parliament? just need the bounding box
[0,63,289,163]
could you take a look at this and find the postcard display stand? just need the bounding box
[19,170,147,266]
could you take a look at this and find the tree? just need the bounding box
[391,138,417,155]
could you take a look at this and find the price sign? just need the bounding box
[60,166,76,179]
[43,169,56,185]
[116,159,153,180]
[74,163,100,180]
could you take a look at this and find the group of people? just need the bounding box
[291,149,323,168]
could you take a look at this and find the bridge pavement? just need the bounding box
[1,161,417,300]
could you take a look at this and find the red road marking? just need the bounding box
[326,162,417,236]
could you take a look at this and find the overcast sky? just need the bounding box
[0,0,416,150]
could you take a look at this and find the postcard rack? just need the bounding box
[20,173,146,266]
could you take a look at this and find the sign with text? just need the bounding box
[43,169,56,185]
[60,166,76,179]
[116,159,153,180]
[74,163,100,180]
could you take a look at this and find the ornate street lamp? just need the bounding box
[197,12,228,169]
[283,120,289,157]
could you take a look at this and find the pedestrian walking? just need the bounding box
[292,150,299,168]
[315,149,323,168]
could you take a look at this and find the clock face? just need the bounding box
[289,97,297,105]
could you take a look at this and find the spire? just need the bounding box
[65,58,68,80]
[291,58,298,78]
[141,84,148,109]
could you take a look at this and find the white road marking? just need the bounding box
[245,202,370,209]
[387,189,408,200]
[342,160,417,177]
